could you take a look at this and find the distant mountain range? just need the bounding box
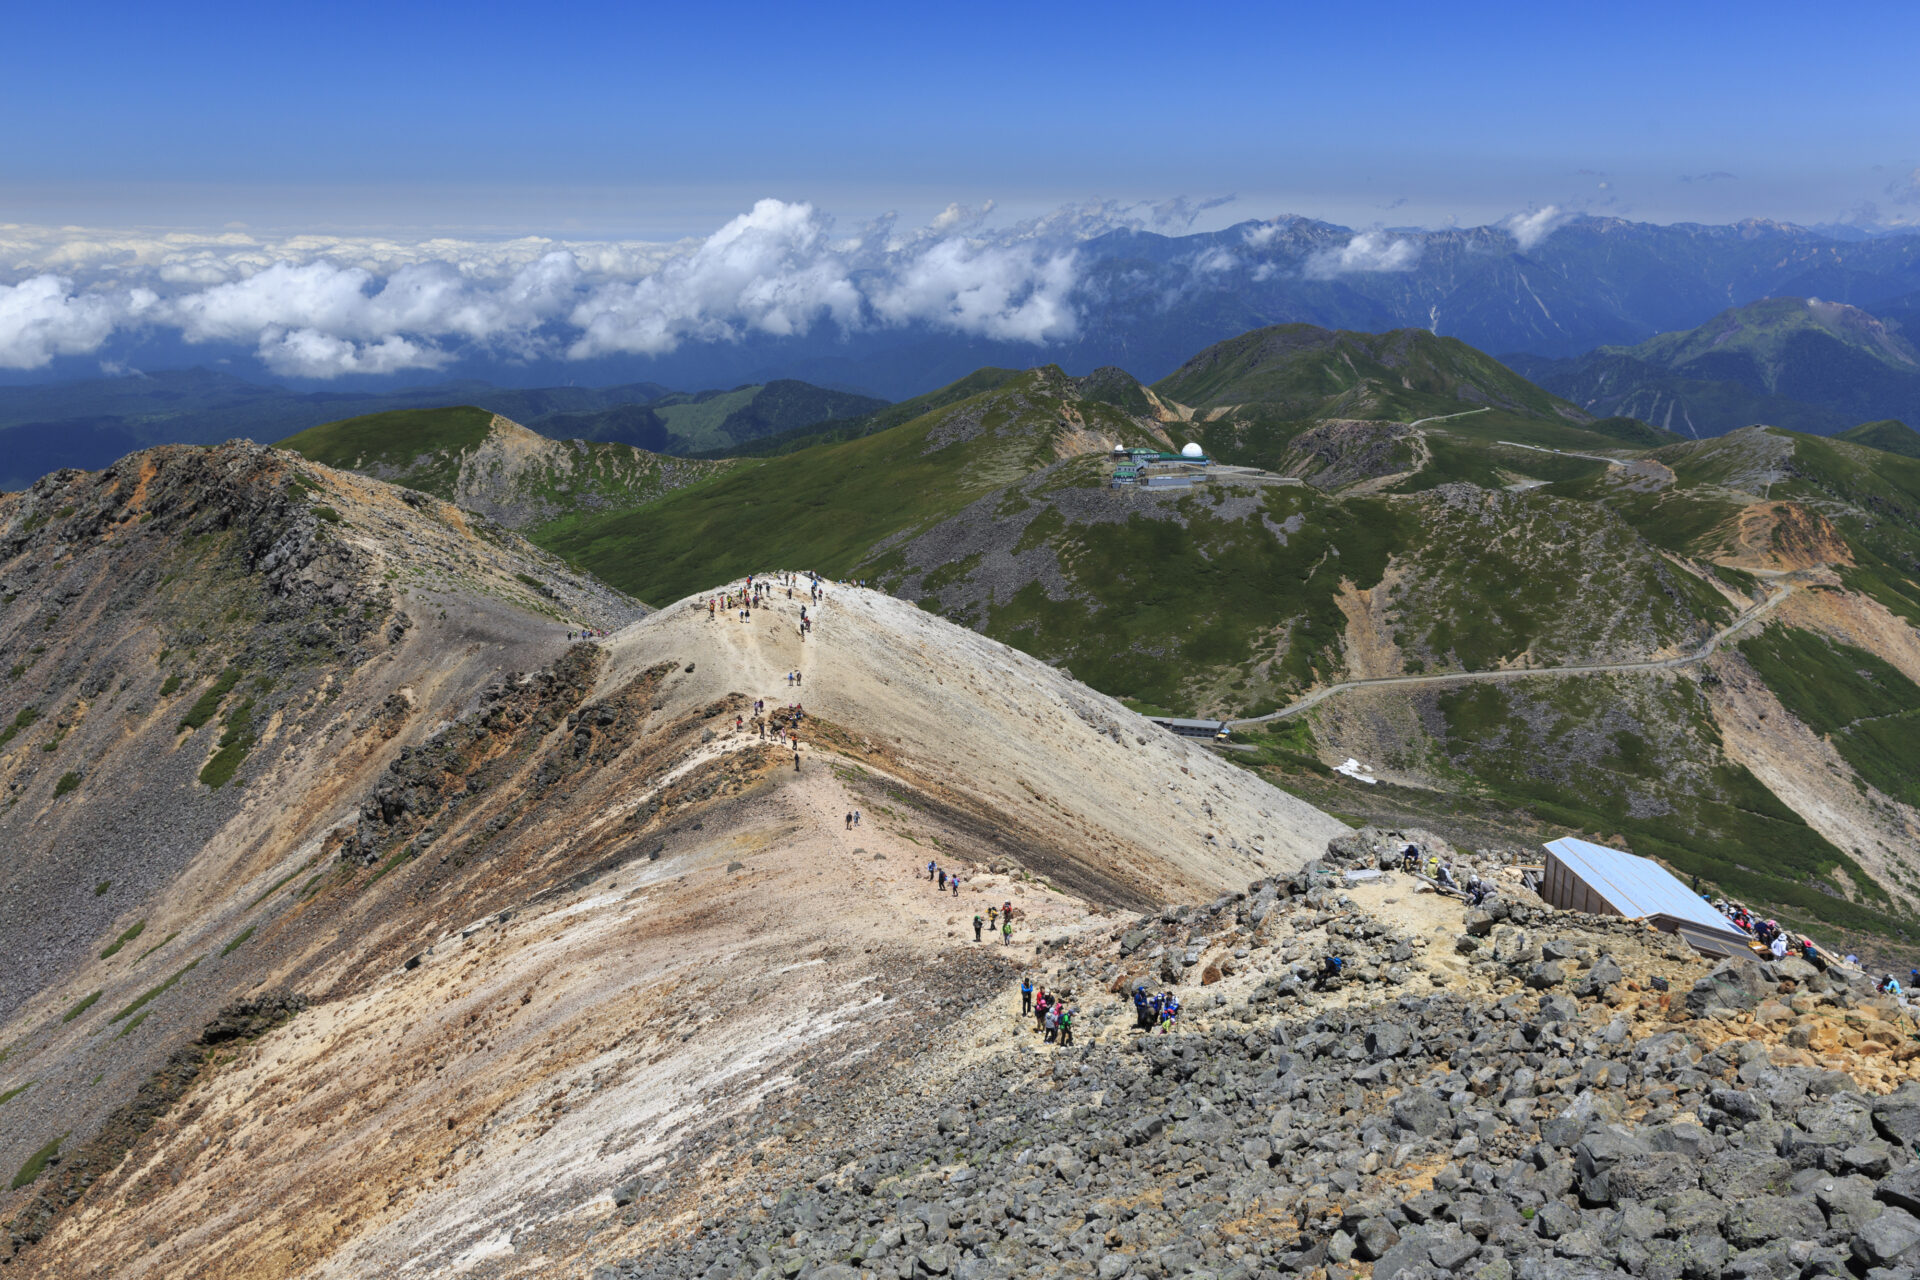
[1512,297,1920,437]
[0,371,884,490]
[433,214,1920,398]
[7,215,1920,482]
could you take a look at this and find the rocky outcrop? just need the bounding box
[580,856,1920,1280]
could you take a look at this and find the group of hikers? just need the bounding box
[1129,985,1182,1032]
[736,699,807,747]
[950,881,1017,944]
[706,573,825,639]
[1396,839,1493,906]
[1709,894,1858,973]
[1020,978,1076,1044]
[1713,904,1909,1012]
[565,628,610,641]
[1400,840,1888,999]
[929,860,964,896]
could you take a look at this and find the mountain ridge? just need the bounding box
[1515,297,1920,437]
[277,407,737,537]
[0,372,885,490]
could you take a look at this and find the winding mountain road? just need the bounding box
[1229,579,1795,727]
[1495,439,1627,467]
[1407,407,1491,430]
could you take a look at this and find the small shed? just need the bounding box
[1539,837,1752,958]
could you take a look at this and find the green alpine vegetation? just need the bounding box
[1838,419,1920,458]
[108,957,202,1024]
[1740,626,1920,806]
[280,408,740,541]
[278,405,496,488]
[100,919,146,959]
[10,1135,62,1190]
[544,366,1171,604]
[1152,324,1664,475]
[0,704,38,747]
[133,930,180,963]
[179,666,244,732]
[199,697,256,788]
[61,990,101,1023]
[697,367,1023,459]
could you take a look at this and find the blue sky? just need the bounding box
[0,0,1915,383]
[4,0,1917,234]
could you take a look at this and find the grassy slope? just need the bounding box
[692,368,1021,460]
[524,336,1920,945]
[648,388,761,450]
[1774,431,1920,623]
[540,368,1159,603]
[1420,674,1899,940]
[280,406,738,537]
[1838,419,1920,459]
[1739,625,1920,807]
[1528,300,1920,437]
[976,483,1413,712]
[1153,324,1584,419]
[1148,324,1652,476]
[277,406,495,494]
[1626,297,1919,376]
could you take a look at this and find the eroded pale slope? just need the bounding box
[616,585,1346,902]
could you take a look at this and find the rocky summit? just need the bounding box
[584,840,1920,1280]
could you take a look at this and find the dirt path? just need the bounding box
[1232,578,1798,726]
[1495,439,1625,468]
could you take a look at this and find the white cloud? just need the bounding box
[0,275,130,369]
[567,199,863,358]
[258,328,454,378]
[1192,247,1238,275]
[1503,205,1574,252]
[1303,231,1423,279]
[0,198,1268,376]
[870,239,1079,342]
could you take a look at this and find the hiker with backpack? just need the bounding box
[973,913,984,942]
[1316,955,1345,991]
[1020,977,1033,1014]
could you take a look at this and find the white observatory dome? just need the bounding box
[1180,441,1205,458]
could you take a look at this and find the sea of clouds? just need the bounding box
[0,198,1502,378]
